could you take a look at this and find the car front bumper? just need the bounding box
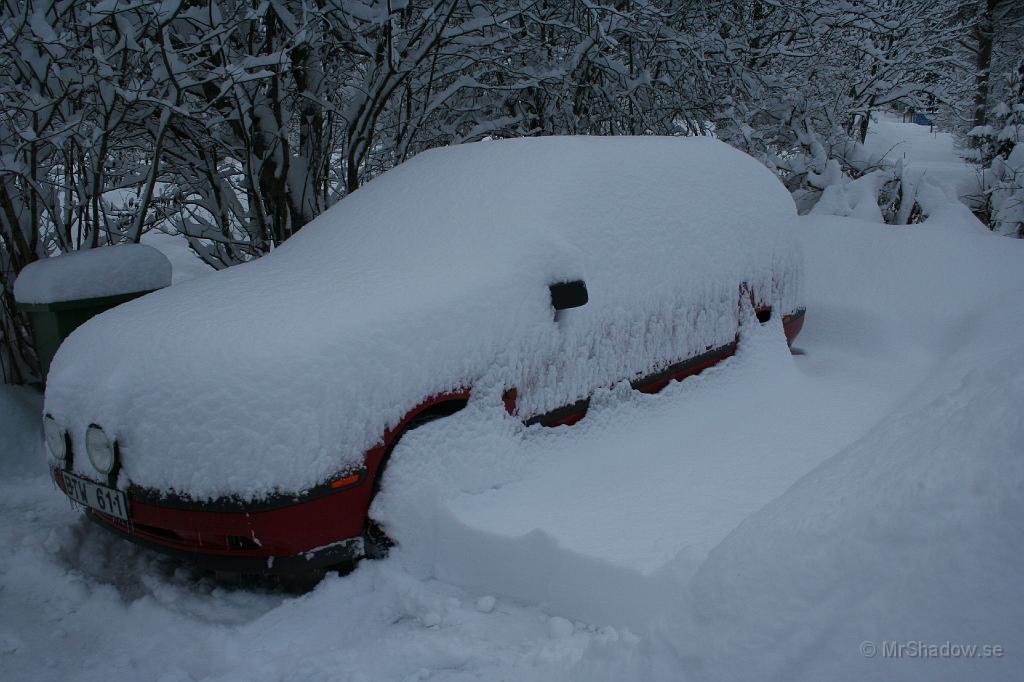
[52,466,371,575]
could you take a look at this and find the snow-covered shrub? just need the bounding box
[986,145,1024,236]
[965,61,1024,236]
[806,159,931,226]
[967,63,1023,165]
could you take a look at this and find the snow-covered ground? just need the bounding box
[2,122,1021,681]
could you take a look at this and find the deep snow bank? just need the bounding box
[677,289,1024,682]
[679,216,1024,682]
[44,136,801,499]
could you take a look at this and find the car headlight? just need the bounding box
[85,424,117,475]
[43,415,67,463]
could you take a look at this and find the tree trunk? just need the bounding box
[971,0,998,140]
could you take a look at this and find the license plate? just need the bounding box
[61,471,130,521]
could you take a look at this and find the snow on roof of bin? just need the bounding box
[44,136,803,500]
[14,244,172,305]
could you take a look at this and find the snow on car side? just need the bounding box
[42,136,804,573]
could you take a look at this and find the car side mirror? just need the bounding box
[549,280,588,311]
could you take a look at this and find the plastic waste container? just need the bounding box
[14,244,172,379]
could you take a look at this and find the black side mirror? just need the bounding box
[549,280,588,311]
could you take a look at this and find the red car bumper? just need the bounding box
[52,462,378,574]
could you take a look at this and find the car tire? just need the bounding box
[280,569,326,593]
[363,517,393,560]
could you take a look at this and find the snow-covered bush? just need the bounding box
[805,159,929,225]
[985,145,1024,236]
[965,60,1024,236]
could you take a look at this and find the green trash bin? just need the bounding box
[17,290,159,378]
[14,244,173,380]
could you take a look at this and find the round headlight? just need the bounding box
[85,424,117,475]
[43,415,67,462]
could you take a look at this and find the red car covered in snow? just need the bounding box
[43,136,804,576]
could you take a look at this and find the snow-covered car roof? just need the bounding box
[45,136,803,500]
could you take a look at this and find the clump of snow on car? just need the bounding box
[14,244,172,305]
[44,136,802,499]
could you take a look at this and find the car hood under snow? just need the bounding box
[44,136,803,500]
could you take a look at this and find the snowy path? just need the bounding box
[2,121,1022,682]
[862,112,976,198]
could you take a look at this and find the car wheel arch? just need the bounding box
[360,391,470,557]
[370,392,470,495]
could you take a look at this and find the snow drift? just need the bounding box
[672,218,1024,682]
[43,136,802,499]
